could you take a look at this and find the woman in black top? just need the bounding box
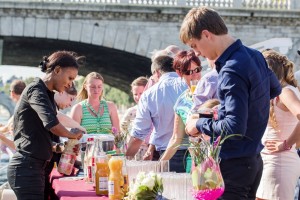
[7,51,83,200]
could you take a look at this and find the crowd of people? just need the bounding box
[0,5,299,200]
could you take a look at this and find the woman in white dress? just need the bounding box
[256,49,300,200]
[120,76,148,159]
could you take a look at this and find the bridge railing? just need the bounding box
[2,0,300,10]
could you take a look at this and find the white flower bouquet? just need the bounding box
[126,171,164,200]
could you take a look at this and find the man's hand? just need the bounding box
[265,140,284,153]
[143,144,155,160]
[126,136,143,157]
[185,118,201,137]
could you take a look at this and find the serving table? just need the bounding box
[50,168,108,200]
[50,164,193,200]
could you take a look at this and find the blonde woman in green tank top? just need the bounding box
[70,72,120,134]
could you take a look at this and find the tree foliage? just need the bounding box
[1,76,133,107]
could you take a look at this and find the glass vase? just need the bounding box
[116,140,127,154]
[189,146,224,200]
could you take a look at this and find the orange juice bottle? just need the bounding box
[108,155,123,200]
[95,153,109,196]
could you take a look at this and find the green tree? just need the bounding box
[104,84,132,107]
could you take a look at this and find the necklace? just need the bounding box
[86,101,104,133]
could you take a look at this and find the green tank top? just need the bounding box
[80,99,112,134]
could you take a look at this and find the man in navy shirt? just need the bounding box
[182,7,281,199]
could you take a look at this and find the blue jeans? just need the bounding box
[7,152,50,200]
[218,154,263,200]
[159,149,189,173]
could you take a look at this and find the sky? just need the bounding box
[0,65,44,83]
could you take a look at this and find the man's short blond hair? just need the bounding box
[180,6,228,44]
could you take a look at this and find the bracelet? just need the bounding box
[283,140,292,150]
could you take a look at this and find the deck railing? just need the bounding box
[1,0,300,10]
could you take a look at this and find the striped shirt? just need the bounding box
[80,99,112,134]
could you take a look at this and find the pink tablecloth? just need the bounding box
[51,169,108,200]
[52,179,108,200]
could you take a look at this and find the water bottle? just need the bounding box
[85,137,95,183]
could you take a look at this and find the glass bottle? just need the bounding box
[108,155,124,200]
[85,137,95,183]
[95,152,109,196]
[92,137,103,188]
[57,139,79,175]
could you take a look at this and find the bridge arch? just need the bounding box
[2,16,165,59]
[2,36,152,93]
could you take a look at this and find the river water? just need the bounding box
[0,154,9,185]
[0,118,9,186]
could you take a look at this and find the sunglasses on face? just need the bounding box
[183,66,202,75]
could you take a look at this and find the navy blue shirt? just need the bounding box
[196,39,281,159]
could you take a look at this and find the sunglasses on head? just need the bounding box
[183,66,202,75]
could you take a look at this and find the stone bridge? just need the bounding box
[0,0,300,93]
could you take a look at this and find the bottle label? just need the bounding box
[108,181,114,195]
[99,177,108,191]
[57,154,75,175]
[87,166,92,182]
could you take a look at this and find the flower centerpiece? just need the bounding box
[125,171,164,200]
[189,135,225,200]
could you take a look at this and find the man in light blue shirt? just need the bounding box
[126,55,187,172]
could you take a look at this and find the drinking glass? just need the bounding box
[190,80,198,94]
